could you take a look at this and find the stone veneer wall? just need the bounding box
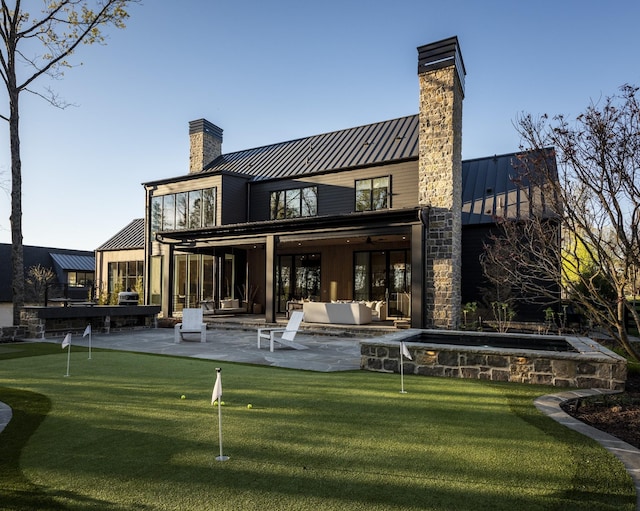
[419,64,463,329]
[0,325,30,342]
[360,339,627,390]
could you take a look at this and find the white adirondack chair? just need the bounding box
[257,311,308,352]
[174,308,207,343]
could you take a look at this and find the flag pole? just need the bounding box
[84,324,92,359]
[400,344,406,393]
[216,397,227,461]
[62,333,72,377]
[212,367,229,462]
[400,342,412,394]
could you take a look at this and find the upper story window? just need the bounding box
[355,176,390,211]
[270,186,317,220]
[151,187,216,234]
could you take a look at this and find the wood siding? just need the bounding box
[249,161,419,222]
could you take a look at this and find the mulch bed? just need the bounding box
[561,372,640,449]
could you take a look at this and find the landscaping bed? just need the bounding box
[561,371,640,449]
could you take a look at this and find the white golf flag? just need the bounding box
[212,371,222,404]
[62,333,71,349]
[401,342,412,360]
[83,325,91,337]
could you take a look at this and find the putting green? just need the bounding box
[0,345,635,511]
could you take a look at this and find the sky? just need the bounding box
[1,0,639,251]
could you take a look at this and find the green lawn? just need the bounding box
[0,342,635,511]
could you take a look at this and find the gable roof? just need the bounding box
[200,115,419,181]
[97,218,145,251]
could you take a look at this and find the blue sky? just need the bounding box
[1,0,639,251]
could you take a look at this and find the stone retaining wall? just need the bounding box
[0,325,29,342]
[361,331,627,390]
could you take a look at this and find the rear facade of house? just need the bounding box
[141,37,554,328]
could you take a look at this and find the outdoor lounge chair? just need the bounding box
[257,310,308,352]
[174,308,207,343]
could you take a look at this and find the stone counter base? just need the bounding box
[21,306,161,339]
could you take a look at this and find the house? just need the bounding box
[137,36,555,328]
[95,218,145,302]
[0,243,95,324]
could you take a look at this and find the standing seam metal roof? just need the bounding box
[201,115,420,180]
[96,218,145,251]
[49,253,95,272]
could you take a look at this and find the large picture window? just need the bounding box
[108,261,144,293]
[355,176,390,211]
[270,186,317,220]
[151,187,217,235]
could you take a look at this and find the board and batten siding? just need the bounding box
[248,161,419,221]
[220,174,250,225]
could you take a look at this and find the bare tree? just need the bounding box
[484,85,640,361]
[0,0,138,325]
[25,263,55,304]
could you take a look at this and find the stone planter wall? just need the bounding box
[361,331,627,390]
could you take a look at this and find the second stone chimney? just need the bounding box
[189,119,223,173]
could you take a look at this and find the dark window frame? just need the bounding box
[270,186,318,220]
[355,176,391,212]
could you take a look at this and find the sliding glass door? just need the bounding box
[353,249,410,316]
[276,253,321,312]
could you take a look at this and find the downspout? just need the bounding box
[419,206,431,328]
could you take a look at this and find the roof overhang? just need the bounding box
[155,208,421,248]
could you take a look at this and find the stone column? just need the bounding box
[418,37,465,329]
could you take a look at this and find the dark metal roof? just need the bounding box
[461,149,557,225]
[50,253,95,272]
[0,244,96,302]
[97,218,145,251]
[199,115,420,181]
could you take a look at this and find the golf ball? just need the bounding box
[247,404,253,409]
[181,395,186,400]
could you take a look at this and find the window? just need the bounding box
[68,271,94,287]
[355,176,390,211]
[270,186,317,220]
[276,253,321,312]
[188,190,202,229]
[163,194,176,230]
[176,192,188,229]
[353,249,410,314]
[150,187,216,234]
[203,188,216,227]
[108,261,143,293]
[173,253,215,311]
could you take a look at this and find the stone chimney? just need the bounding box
[417,36,465,329]
[189,119,223,173]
